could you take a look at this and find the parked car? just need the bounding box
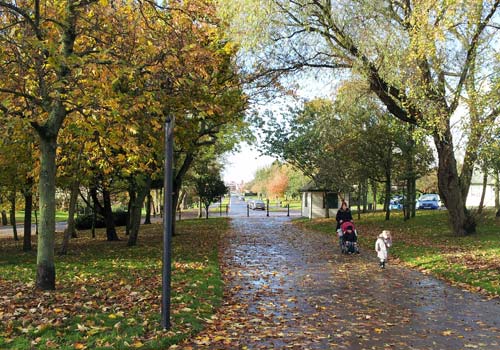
[416,194,441,210]
[389,198,402,210]
[248,199,266,210]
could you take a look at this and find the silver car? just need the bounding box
[249,199,266,210]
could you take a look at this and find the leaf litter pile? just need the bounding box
[0,218,228,350]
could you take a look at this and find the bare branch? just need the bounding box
[449,0,500,114]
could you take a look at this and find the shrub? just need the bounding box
[75,211,129,230]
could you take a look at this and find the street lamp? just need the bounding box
[162,116,174,330]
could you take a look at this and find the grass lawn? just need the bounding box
[0,218,228,350]
[296,210,500,297]
[12,211,69,224]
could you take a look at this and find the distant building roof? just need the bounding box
[299,181,336,192]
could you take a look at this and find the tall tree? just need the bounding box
[195,171,228,219]
[0,0,111,289]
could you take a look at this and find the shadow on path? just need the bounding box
[182,216,499,349]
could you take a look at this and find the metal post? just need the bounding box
[287,203,290,217]
[266,199,269,217]
[219,197,222,217]
[247,204,249,217]
[162,116,174,330]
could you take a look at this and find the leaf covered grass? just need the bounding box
[296,210,500,297]
[0,218,228,350]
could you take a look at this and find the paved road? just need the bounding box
[0,222,67,239]
[228,196,301,218]
[183,203,500,349]
[0,196,297,239]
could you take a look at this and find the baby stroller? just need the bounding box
[337,221,360,254]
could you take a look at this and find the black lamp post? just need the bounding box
[161,116,174,330]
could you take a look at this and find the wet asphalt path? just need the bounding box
[183,197,500,349]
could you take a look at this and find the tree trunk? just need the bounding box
[60,181,79,255]
[127,176,151,246]
[494,170,499,218]
[36,136,57,290]
[404,176,416,221]
[144,192,152,224]
[34,209,38,235]
[384,170,391,221]
[371,180,377,211]
[362,179,368,213]
[410,176,417,218]
[357,183,361,220]
[152,189,158,217]
[102,187,119,241]
[198,198,203,218]
[434,132,476,235]
[205,204,209,219]
[91,197,97,239]
[23,183,33,252]
[477,170,488,215]
[9,191,18,241]
[1,210,7,225]
[126,189,135,236]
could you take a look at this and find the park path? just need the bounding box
[181,210,500,350]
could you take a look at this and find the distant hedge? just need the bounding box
[75,211,129,230]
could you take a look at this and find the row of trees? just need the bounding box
[221,0,500,234]
[245,162,309,200]
[0,0,248,290]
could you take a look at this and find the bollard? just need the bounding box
[266,199,269,217]
[287,203,290,217]
[247,204,249,217]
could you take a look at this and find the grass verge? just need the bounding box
[0,218,228,350]
[295,210,500,297]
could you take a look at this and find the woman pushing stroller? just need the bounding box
[336,201,352,231]
[336,201,359,254]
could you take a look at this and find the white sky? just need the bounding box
[222,144,276,183]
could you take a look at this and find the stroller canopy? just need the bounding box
[341,221,355,232]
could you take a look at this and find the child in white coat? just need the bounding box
[375,230,392,269]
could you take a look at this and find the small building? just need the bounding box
[466,172,497,208]
[300,183,344,219]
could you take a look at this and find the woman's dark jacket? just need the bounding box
[336,208,353,229]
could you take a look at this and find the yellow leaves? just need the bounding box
[193,336,211,345]
[108,311,124,319]
[441,330,453,336]
[131,340,144,348]
[77,323,88,332]
[73,343,86,350]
